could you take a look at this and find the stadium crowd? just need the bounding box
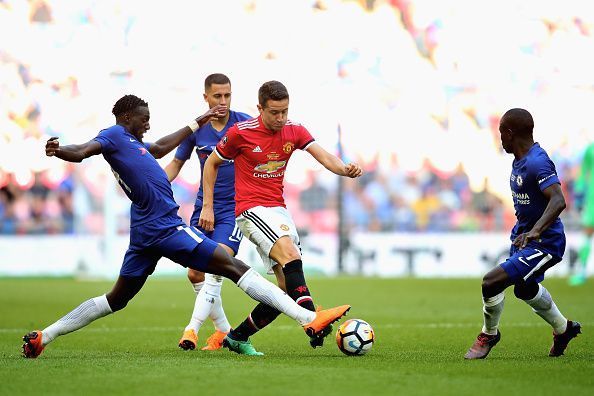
[1,0,591,235]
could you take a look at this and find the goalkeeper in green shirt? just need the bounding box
[570,142,594,285]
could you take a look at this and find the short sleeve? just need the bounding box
[296,125,315,150]
[174,132,195,161]
[93,127,118,154]
[215,126,240,160]
[534,155,560,191]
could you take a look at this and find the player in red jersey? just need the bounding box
[199,80,362,355]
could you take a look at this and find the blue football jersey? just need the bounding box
[94,125,180,227]
[509,143,565,257]
[174,110,251,215]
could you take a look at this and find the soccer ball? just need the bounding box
[335,319,375,356]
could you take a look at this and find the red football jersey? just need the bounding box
[215,116,315,216]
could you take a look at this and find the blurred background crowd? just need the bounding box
[1,0,592,235]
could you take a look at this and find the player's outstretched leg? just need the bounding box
[21,275,146,358]
[549,320,581,357]
[201,248,350,349]
[22,295,113,358]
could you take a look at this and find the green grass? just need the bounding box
[0,277,592,396]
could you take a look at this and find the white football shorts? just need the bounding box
[236,206,301,274]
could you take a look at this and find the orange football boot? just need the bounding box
[22,331,45,358]
[303,305,350,338]
[201,330,228,351]
[178,329,198,351]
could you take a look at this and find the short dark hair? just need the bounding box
[112,94,148,117]
[502,108,534,135]
[205,73,231,91]
[258,80,289,107]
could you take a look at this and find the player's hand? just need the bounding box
[513,230,541,249]
[198,206,215,232]
[45,137,60,157]
[344,163,363,178]
[196,104,227,128]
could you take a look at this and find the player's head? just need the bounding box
[204,73,231,116]
[257,80,289,132]
[499,108,534,154]
[112,94,150,141]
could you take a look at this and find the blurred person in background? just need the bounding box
[200,80,362,355]
[464,108,580,360]
[569,140,594,286]
[164,73,252,351]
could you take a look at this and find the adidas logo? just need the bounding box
[253,146,262,152]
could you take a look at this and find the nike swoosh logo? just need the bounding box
[129,138,135,142]
[197,146,209,150]
[518,257,530,266]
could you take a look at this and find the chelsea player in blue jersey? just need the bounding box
[21,94,351,358]
[465,108,581,359]
[164,74,251,351]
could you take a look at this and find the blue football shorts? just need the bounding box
[190,207,242,254]
[500,245,562,284]
[121,220,219,277]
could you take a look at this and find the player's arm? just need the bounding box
[149,104,226,159]
[514,183,567,248]
[198,152,224,232]
[164,158,186,182]
[45,137,102,162]
[306,142,363,178]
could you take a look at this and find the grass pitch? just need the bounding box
[0,276,592,396]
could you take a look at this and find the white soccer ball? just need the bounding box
[335,318,375,356]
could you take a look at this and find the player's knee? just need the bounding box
[187,269,205,284]
[481,274,495,294]
[513,282,539,300]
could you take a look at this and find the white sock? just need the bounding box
[481,293,505,335]
[185,286,212,333]
[192,281,205,295]
[236,268,315,326]
[525,284,568,334]
[42,295,113,346]
[205,274,231,333]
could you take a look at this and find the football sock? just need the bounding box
[524,284,567,334]
[236,268,315,326]
[481,292,505,335]
[192,281,205,295]
[185,285,213,333]
[283,259,316,311]
[205,274,231,333]
[42,295,112,345]
[231,303,281,341]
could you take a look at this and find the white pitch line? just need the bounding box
[1,322,590,333]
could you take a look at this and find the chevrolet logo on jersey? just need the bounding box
[254,160,287,173]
